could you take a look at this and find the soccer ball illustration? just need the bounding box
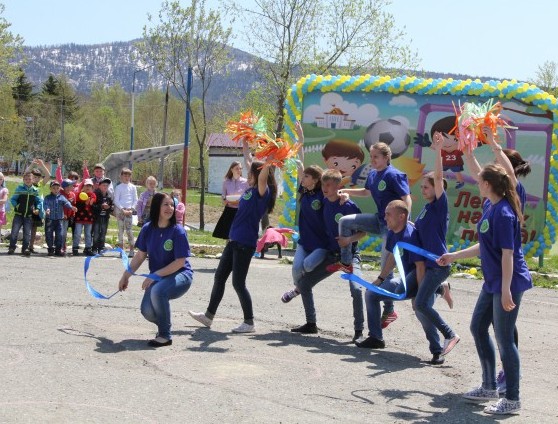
[363,118,411,159]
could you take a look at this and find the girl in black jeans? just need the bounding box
[189,160,277,333]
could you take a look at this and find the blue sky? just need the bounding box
[3,0,557,81]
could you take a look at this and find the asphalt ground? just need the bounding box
[0,250,557,423]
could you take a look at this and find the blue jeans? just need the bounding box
[207,240,255,322]
[471,289,524,401]
[92,216,110,251]
[9,214,32,252]
[141,270,192,340]
[339,213,393,313]
[73,223,93,249]
[365,270,418,340]
[61,219,70,251]
[414,266,454,354]
[45,218,63,251]
[295,252,364,331]
[292,244,328,284]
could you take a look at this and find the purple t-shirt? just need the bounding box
[477,198,532,294]
[222,177,249,209]
[229,186,271,249]
[135,222,193,277]
[297,186,329,251]
[414,191,449,269]
[386,222,420,274]
[364,165,410,222]
[322,197,361,252]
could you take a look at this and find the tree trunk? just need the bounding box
[158,82,170,188]
[274,90,286,137]
[198,145,205,230]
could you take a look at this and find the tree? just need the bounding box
[532,60,558,96]
[227,0,419,135]
[12,68,34,116]
[0,3,23,85]
[138,0,232,229]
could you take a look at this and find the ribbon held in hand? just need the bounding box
[83,247,161,300]
[340,242,440,300]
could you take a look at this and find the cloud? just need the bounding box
[389,95,417,107]
[303,92,379,125]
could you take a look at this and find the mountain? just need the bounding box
[20,40,262,102]
[19,40,501,101]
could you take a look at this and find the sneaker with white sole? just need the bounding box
[231,322,255,333]
[484,398,521,415]
[462,386,500,402]
[281,287,300,303]
[441,334,460,356]
[188,311,212,328]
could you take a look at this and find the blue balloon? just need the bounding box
[292,232,300,242]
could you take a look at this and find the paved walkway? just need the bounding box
[0,253,557,423]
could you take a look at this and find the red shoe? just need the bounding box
[325,262,353,273]
[381,311,398,329]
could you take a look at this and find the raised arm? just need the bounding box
[258,164,271,197]
[56,158,63,182]
[295,121,305,175]
[431,132,446,198]
[484,127,518,187]
[35,159,51,185]
[242,138,252,170]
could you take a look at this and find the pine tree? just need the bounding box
[12,68,34,116]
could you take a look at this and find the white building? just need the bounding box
[315,105,356,130]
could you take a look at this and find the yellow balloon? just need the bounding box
[79,192,88,201]
[469,267,478,275]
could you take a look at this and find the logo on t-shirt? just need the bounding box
[479,219,489,233]
[163,239,173,251]
[311,199,322,210]
[242,190,253,201]
[335,213,343,223]
[378,180,386,191]
[416,208,426,220]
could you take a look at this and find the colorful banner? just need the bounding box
[281,75,558,258]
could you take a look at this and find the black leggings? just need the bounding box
[207,240,255,322]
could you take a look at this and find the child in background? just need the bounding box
[136,176,157,227]
[55,158,89,185]
[8,172,43,256]
[26,159,50,253]
[92,178,114,254]
[114,168,138,257]
[90,163,114,196]
[60,179,77,254]
[72,179,96,256]
[43,180,76,256]
[172,190,185,226]
[0,172,9,242]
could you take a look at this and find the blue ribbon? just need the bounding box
[83,247,161,300]
[340,242,440,300]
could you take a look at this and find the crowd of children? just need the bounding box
[2,159,185,258]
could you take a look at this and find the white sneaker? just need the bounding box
[188,311,212,328]
[484,398,521,415]
[462,386,499,401]
[231,322,255,333]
